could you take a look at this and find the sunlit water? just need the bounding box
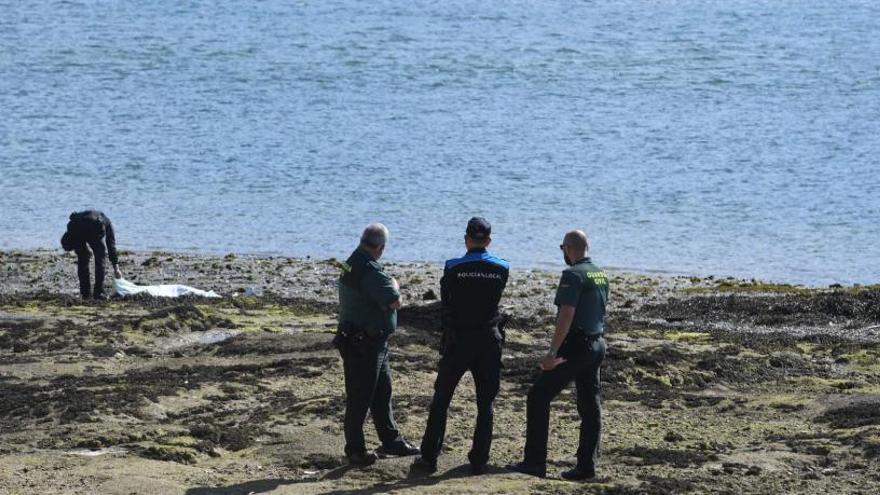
[2,0,879,285]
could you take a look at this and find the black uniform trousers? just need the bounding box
[74,237,108,299]
[342,338,403,455]
[420,333,502,467]
[523,336,606,471]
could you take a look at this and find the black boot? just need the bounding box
[376,439,419,457]
[346,451,378,466]
[505,461,546,478]
[470,463,488,475]
[410,456,438,473]
[561,466,596,481]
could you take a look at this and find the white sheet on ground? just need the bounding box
[113,278,221,298]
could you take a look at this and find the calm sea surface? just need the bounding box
[1,0,879,285]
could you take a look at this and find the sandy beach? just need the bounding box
[1,249,878,494]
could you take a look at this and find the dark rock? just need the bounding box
[138,445,197,465]
[815,396,880,429]
[141,257,160,267]
[664,431,685,442]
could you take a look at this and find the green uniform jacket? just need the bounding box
[554,257,609,356]
[337,247,400,338]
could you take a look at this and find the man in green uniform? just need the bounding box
[507,230,609,480]
[336,223,419,466]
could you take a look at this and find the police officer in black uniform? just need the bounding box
[507,230,609,480]
[336,223,419,466]
[412,217,510,475]
[60,210,122,299]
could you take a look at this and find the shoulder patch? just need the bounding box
[446,250,509,271]
[484,255,510,270]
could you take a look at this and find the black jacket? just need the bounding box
[65,210,119,265]
[440,248,509,336]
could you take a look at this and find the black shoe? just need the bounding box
[411,456,438,473]
[470,463,488,476]
[505,461,546,478]
[347,451,378,466]
[377,439,419,457]
[560,466,596,481]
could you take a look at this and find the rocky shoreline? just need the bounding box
[1,249,879,494]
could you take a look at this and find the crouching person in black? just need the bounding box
[335,223,418,466]
[412,217,509,475]
[60,210,122,299]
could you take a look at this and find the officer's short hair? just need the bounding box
[563,230,589,253]
[467,236,491,248]
[360,223,389,249]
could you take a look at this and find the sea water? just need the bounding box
[1,0,878,285]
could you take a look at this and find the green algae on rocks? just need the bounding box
[0,250,879,494]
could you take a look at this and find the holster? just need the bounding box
[334,321,381,352]
[332,322,350,351]
[333,321,362,351]
[559,324,598,357]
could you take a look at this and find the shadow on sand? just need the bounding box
[185,463,478,495]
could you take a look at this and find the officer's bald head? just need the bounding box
[563,230,589,257]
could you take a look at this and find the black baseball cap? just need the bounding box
[466,217,491,240]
